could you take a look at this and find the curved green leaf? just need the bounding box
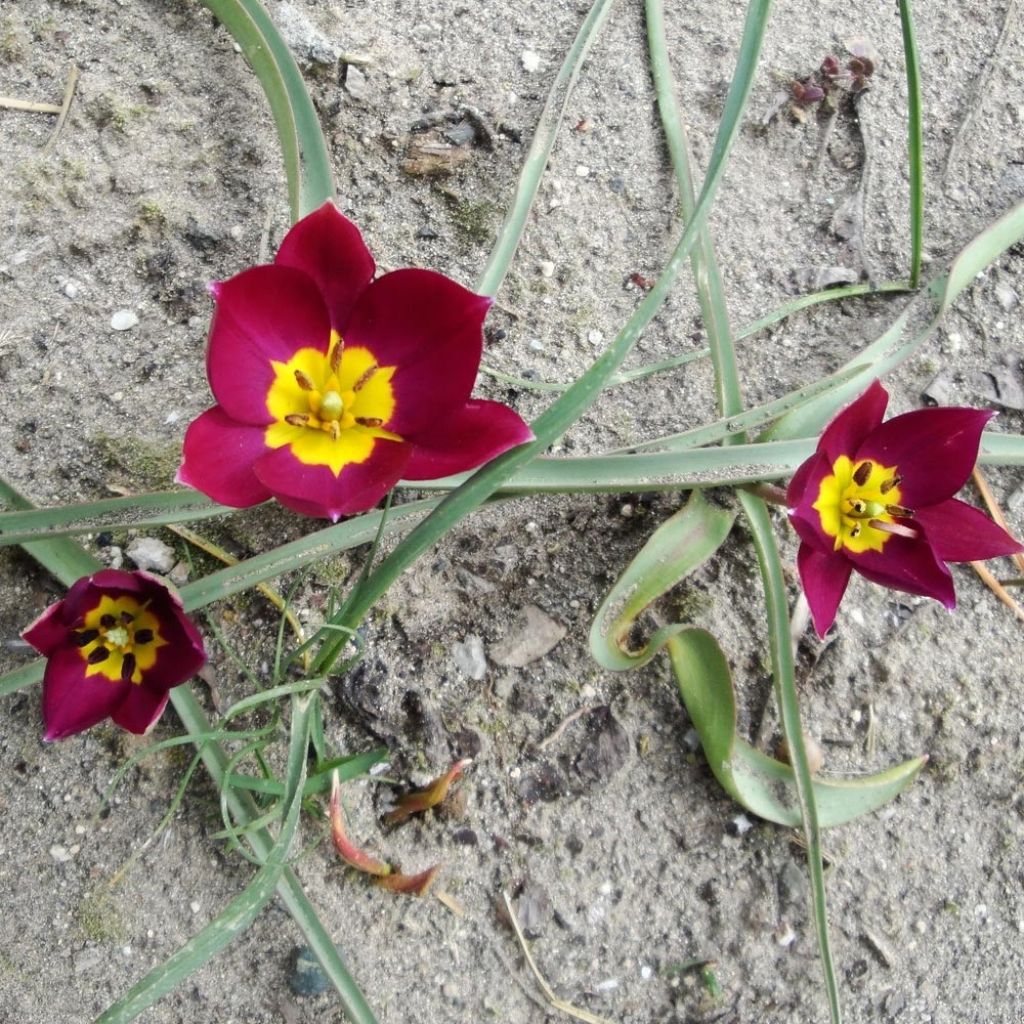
[589,491,735,671]
[666,630,925,828]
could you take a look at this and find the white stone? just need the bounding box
[453,635,487,680]
[126,537,177,574]
[110,309,139,331]
[521,50,541,72]
[538,260,555,278]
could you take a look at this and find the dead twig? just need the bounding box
[0,96,62,114]
[501,891,615,1024]
[535,704,595,752]
[42,65,80,157]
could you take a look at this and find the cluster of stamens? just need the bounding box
[74,608,155,683]
[841,459,915,542]
[285,341,382,440]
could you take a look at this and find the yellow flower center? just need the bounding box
[264,331,402,476]
[812,455,910,554]
[74,595,166,684]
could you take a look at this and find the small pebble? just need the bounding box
[62,279,83,299]
[729,813,753,836]
[452,635,487,681]
[640,964,653,980]
[521,50,541,72]
[587,329,604,345]
[774,921,797,947]
[528,338,544,352]
[538,260,555,278]
[127,537,177,574]
[190,900,201,915]
[110,309,139,331]
[289,947,330,997]
[49,844,73,863]
[575,164,591,177]
[594,978,619,993]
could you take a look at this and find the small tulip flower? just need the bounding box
[787,381,1023,637]
[22,570,206,741]
[178,202,534,521]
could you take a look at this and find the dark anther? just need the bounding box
[294,369,315,391]
[853,460,873,486]
[121,653,137,681]
[356,416,384,428]
[87,646,110,664]
[885,504,914,518]
[848,499,866,515]
[849,524,861,538]
[285,413,311,427]
[100,614,116,628]
[134,629,154,645]
[120,611,135,626]
[74,629,100,647]
[880,475,902,495]
[330,338,345,374]
[353,364,379,392]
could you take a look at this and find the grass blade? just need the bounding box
[477,0,618,297]
[898,0,924,288]
[94,697,314,1024]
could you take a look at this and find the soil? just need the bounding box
[2,1,1023,1023]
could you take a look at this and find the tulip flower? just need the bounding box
[178,202,533,521]
[22,570,206,741]
[787,381,1023,637]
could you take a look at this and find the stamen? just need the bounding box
[285,413,311,427]
[134,629,154,645]
[100,614,116,629]
[120,611,135,626]
[353,364,379,392]
[121,653,137,682]
[879,475,902,495]
[330,337,345,375]
[852,460,873,486]
[294,369,316,391]
[847,499,867,515]
[88,646,110,664]
[74,629,99,647]
[355,417,384,428]
[885,504,914,518]
[868,518,919,540]
[328,420,341,441]
[848,523,861,538]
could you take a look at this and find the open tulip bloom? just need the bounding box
[22,570,206,741]
[177,202,534,521]
[787,381,1023,637]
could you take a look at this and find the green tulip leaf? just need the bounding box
[589,491,736,672]
[667,629,925,827]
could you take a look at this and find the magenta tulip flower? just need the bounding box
[177,202,534,521]
[22,570,206,741]
[787,381,1023,637]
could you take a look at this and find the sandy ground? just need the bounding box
[1,1,1023,1022]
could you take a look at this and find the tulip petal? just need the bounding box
[178,407,273,508]
[819,379,888,462]
[856,406,993,507]
[797,543,853,638]
[143,617,207,690]
[42,647,127,741]
[344,269,491,434]
[404,401,534,480]
[110,685,170,735]
[22,602,69,656]
[274,202,376,331]
[253,438,411,521]
[914,498,1024,563]
[787,452,838,553]
[849,534,956,608]
[207,265,331,425]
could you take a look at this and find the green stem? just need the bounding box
[739,493,842,1022]
[647,1,840,1020]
